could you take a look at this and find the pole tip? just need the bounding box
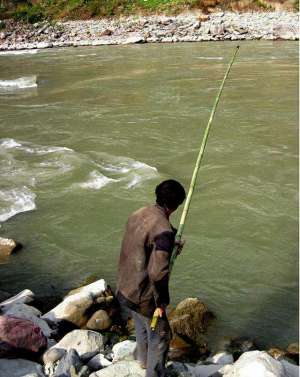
[237,45,240,49]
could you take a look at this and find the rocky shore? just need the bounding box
[0,278,299,377]
[0,11,298,51]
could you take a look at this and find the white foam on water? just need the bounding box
[0,50,38,56]
[0,139,22,149]
[78,170,116,190]
[0,138,73,155]
[0,186,36,222]
[126,174,142,189]
[196,57,223,60]
[0,76,37,89]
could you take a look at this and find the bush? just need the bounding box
[12,3,45,22]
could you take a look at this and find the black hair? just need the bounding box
[155,180,186,210]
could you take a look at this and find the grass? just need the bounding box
[0,0,297,22]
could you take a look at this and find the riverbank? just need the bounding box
[0,280,299,377]
[0,11,298,51]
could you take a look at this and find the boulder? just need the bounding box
[0,289,34,307]
[89,360,145,377]
[1,303,53,337]
[53,349,83,377]
[112,340,136,362]
[169,298,215,346]
[49,330,105,361]
[86,310,112,331]
[42,280,106,327]
[169,333,192,360]
[225,337,256,360]
[87,353,112,371]
[273,25,298,40]
[194,364,225,377]
[0,358,45,377]
[0,315,47,356]
[43,347,66,364]
[287,343,299,364]
[0,237,22,256]
[206,351,234,365]
[268,347,286,360]
[280,359,299,377]
[221,350,285,377]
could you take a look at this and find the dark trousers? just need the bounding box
[131,310,172,377]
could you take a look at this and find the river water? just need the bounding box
[0,41,298,349]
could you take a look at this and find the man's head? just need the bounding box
[155,180,186,212]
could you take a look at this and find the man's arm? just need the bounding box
[148,230,175,308]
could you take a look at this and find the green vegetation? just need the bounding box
[0,0,296,22]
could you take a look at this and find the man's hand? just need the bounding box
[175,239,185,256]
[154,305,166,318]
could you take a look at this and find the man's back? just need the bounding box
[117,204,174,317]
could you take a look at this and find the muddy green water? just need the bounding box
[0,41,298,349]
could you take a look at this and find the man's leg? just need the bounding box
[145,314,172,377]
[131,310,148,368]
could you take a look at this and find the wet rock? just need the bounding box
[268,347,286,360]
[0,315,47,357]
[89,360,145,377]
[0,237,22,256]
[49,329,105,361]
[86,310,112,331]
[42,280,106,327]
[112,340,136,362]
[1,303,53,337]
[0,289,34,307]
[221,351,285,377]
[287,343,299,364]
[226,337,256,360]
[169,298,215,346]
[169,333,192,360]
[87,353,112,371]
[53,349,84,377]
[0,358,45,377]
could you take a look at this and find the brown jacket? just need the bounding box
[117,204,176,317]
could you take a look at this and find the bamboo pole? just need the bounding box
[151,45,240,330]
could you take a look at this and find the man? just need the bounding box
[117,179,186,377]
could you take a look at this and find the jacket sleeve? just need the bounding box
[148,230,175,307]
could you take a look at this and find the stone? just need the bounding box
[287,342,299,363]
[86,310,112,331]
[226,337,256,359]
[42,280,106,327]
[169,298,215,346]
[89,360,145,377]
[166,361,195,377]
[268,347,286,360]
[1,303,53,337]
[0,237,22,256]
[87,353,112,371]
[221,350,285,377]
[0,315,47,356]
[112,340,136,362]
[49,330,105,361]
[206,351,234,365]
[169,333,192,360]
[43,347,66,364]
[122,33,145,44]
[273,25,298,40]
[280,359,299,377]
[0,358,45,377]
[53,349,83,377]
[194,364,225,377]
[0,289,34,307]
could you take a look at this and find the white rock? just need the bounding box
[87,353,112,370]
[194,364,225,377]
[0,289,34,307]
[280,359,299,377]
[206,351,234,365]
[89,360,145,377]
[49,329,105,361]
[42,279,106,326]
[222,351,285,377]
[0,358,45,377]
[122,33,145,44]
[1,303,53,337]
[112,340,136,362]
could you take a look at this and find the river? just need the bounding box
[0,41,298,349]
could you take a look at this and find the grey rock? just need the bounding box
[87,353,112,371]
[0,289,34,307]
[49,330,105,361]
[43,348,67,364]
[53,349,83,377]
[0,358,45,377]
[112,340,136,362]
[89,360,146,377]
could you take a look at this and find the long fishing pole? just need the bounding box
[151,45,240,330]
